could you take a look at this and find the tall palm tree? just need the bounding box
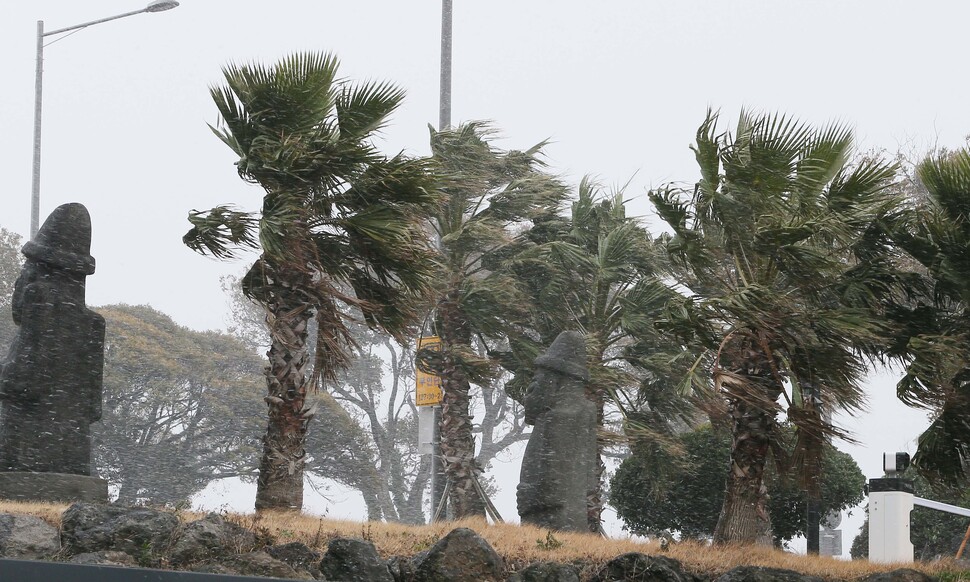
[184,52,440,512]
[649,110,899,544]
[422,121,568,518]
[887,149,970,484]
[504,178,684,532]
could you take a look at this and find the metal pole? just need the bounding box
[430,404,445,521]
[438,0,453,131]
[430,0,453,523]
[28,2,178,240]
[30,20,44,240]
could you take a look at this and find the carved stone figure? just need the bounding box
[516,331,596,532]
[0,203,105,483]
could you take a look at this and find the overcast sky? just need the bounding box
[2,0,967,555]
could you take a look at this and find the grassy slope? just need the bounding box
[0,501,961,580]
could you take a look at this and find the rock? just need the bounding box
[320,537,393,582]
[69,550,139,566]
[590,552,696,582]
[387,554,417,582]
[860,570,937,582]
[715,566,824,582]
[60,502,179,557]
[192,550,312,579]
[266,541,322,579]
[0,513,60,559]
[413,527,504,582]
[508,561,581,582]
[169,512,257,564]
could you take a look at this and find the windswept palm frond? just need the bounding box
[652,109,901,544]
[183,206,260,259]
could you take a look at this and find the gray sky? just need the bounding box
[2,0,966,555]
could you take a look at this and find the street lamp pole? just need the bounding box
[30,1,179,239]
[438,0,453,131]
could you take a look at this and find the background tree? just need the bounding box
[502,178,684,531]
[649,110,899,544]
[184,52,440,511]
[0,227,23,347]
[94,304,265,504]
[421,121,568,518]
[611,424,865,546]
[225,274,527,523]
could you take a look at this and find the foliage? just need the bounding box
[186,52,439,353]
[610,424,865,546]
[185,52,440,510]
[649,109,900,543]
[421,121,567,518]
[882,148,970,484]
[94,304,265,505]
[0,228,23,347]
[501,177,688,530]
[850,470,970,560]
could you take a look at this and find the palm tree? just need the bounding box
[422,121,568,518]
[886,149,970,484]
[505,178,684,532]
[649,110,899,544]
[184,52,440,512]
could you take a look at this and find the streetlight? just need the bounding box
[30,1,179,239]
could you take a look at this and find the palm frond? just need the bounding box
[336,80,405,141]
[183,206,259,259]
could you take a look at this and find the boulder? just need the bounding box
[413,527,504,582]
[266,541,322,579]
[60,502,179,557]
[192,550,312,579]
[508,561,581,582]
[321,537,393,582]
[715,566,825,582]
[590,553,696,582]
[169,513,257,565]
[69,550,139,566]
[388,554,416,582]
[860,570,938,582]
[0,513,60,559]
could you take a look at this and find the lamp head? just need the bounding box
[883,451,911,476]
[145,1,179,12]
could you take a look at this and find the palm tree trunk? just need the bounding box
[254,272,314,512]
[586,350,607,534]
[586,391,606,533]
[713,385,777,546]
[438,290,486,519]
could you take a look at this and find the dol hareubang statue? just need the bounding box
[516,331,597,532]
[0,204,106,499]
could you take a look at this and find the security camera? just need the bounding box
[883,452,910,476]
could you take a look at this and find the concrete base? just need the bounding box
[0,472,108,503]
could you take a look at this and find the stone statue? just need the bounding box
[516,331,596,532]
[0,203,106,499]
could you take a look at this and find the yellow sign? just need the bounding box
[416,335,443,406]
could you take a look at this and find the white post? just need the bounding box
[868,456,915,564]
[869,489,914,563]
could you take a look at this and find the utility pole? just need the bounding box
[430,0,453,522]
[439,0,453,131]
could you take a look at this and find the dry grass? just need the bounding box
[2,500,965,580]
